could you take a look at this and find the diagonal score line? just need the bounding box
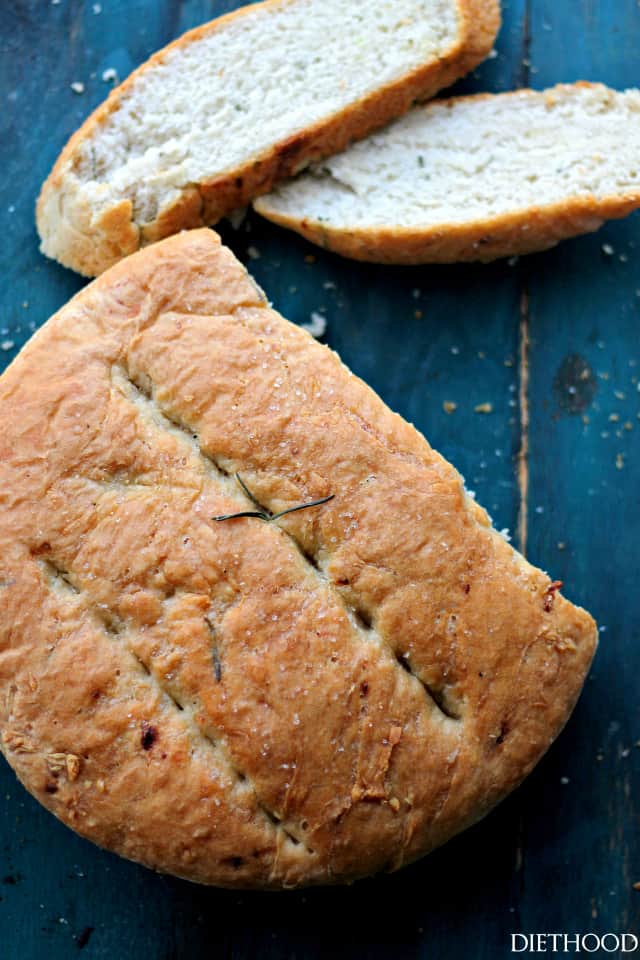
[112,363,463,725]
[35,552,311,856]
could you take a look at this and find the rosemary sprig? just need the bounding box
[213,473,334,523]
[268,496,335,520]
[235,473,266,510]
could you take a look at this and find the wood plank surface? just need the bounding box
[0,1,638,957]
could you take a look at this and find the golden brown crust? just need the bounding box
[254,82,640,264]
[445,0,501,87]
[256,193,640,264]
[35,0,500,276]
[0,230,596,888]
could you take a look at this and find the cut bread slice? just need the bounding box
[36,0,500,277]
[254,82,640,263]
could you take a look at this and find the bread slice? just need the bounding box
[254,82,640,263]
[36,0,500,277]
[0,229,596,888]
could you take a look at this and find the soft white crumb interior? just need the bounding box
[73,0,461,224]
[257,85,640,227]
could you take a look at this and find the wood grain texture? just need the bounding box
[0,0,638,956]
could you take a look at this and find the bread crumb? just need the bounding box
[557,541,566,550]
[102,68,118,83]
[634,882,640,891]
[616,452,625,469]
[442,401,457,414]
[66,754,81,781]
[70,81,85,94]
[560,776,570,785]
[3,730,35,753]
[1,340,15,351]
[388,797,401,812]
[227,206,247,230]
[609,413,620,422]
[474,402,493,414]
[47,753,68,775]
[414,309,423,319]
[602,243,615,256]
[624,421,633,431]
[93,2,102,11]
[614,390,626,400]
[300,312,327,338]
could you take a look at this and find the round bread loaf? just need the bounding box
[0,230,596,888]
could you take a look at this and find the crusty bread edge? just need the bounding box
[2,228,598,887]
[36,0,500,277]
[254,82,640,264]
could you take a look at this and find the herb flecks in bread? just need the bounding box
[36,0,499,276]
[0,230,596,889]
[255,82,640,263]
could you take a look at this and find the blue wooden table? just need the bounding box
[1,2,639,957]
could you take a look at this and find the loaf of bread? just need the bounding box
[255,82,640,263]
[36,0,499,277]
[0,230,596,888]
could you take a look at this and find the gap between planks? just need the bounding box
[517,287,530,558]
[514,0,532,906]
